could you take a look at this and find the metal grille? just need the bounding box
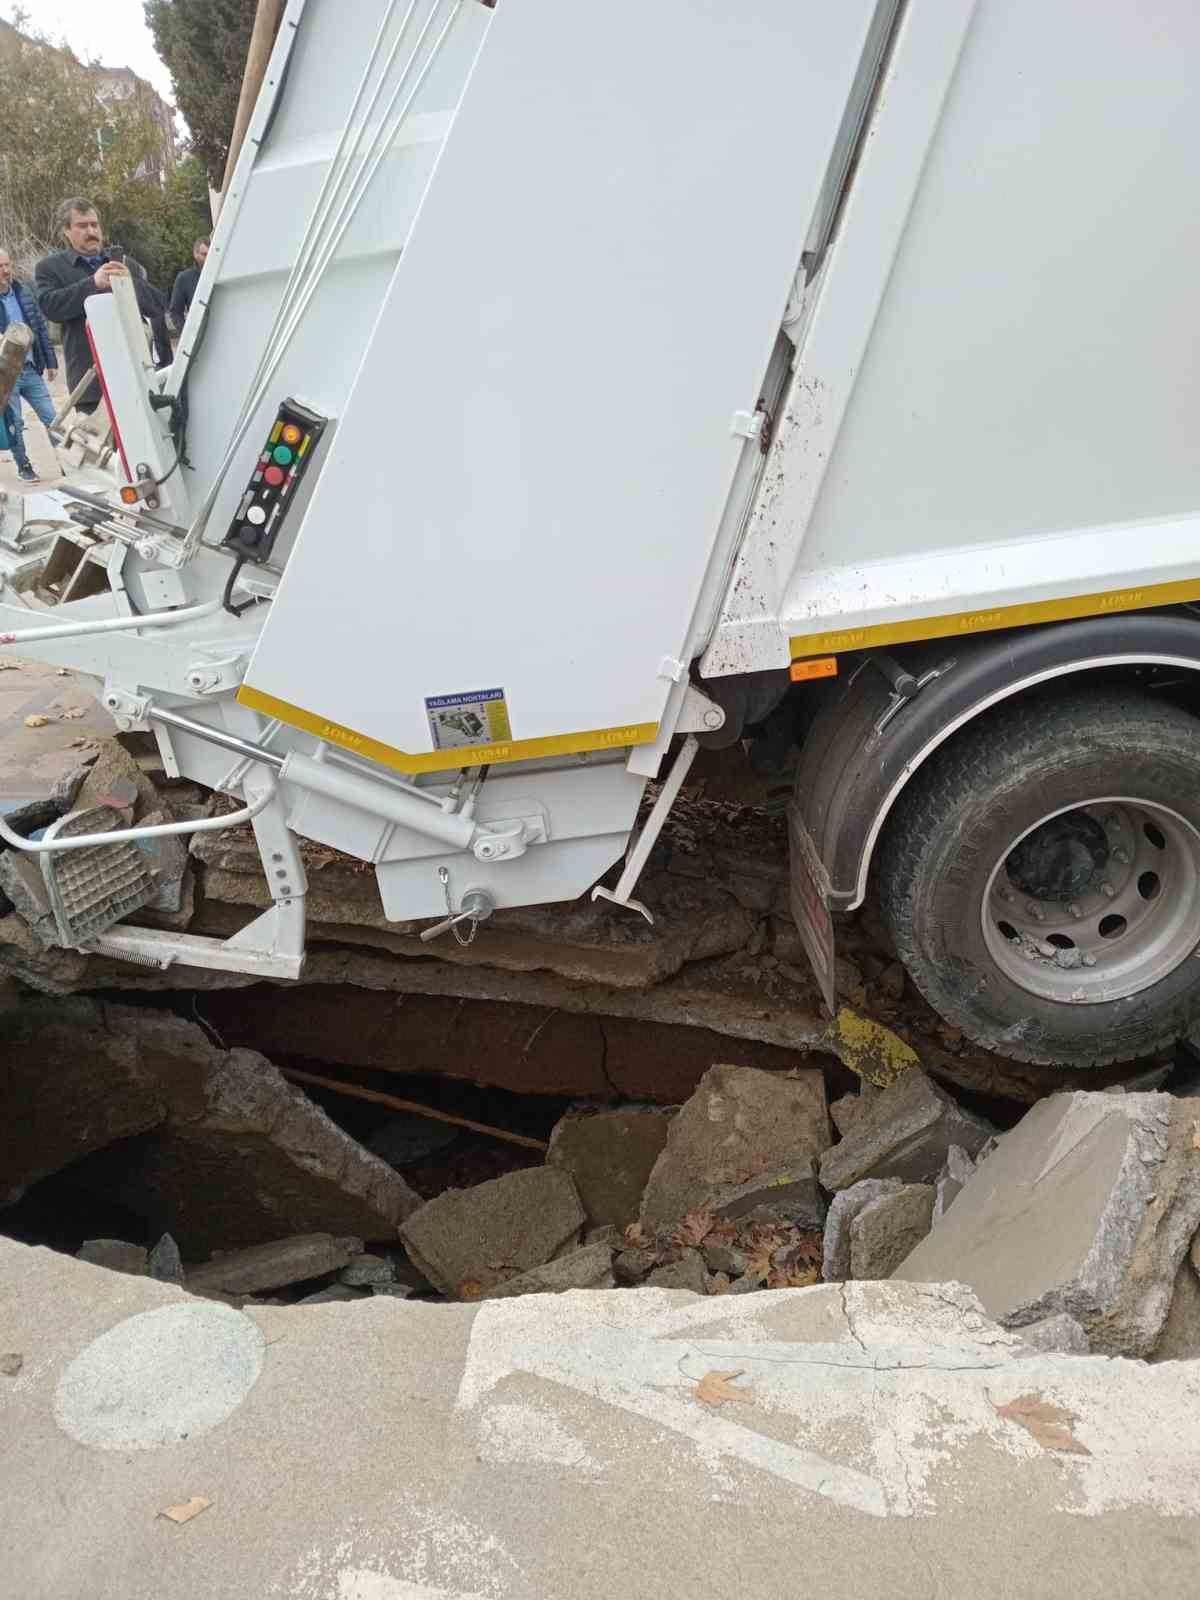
[39,805,157,947]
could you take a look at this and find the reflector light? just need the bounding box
[789,656,838,683]
[119,485,140,505]
[281,424,302,446]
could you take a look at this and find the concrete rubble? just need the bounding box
[546,1105,673,1228]
[893,1091,1200,1357]
[640,1063,830,1227]
[186,1234,364,1298]
[819,1066,995,1192]
[848,1184,934,1280]
[400,1167,586,1297]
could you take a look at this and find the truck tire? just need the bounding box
[877,687,1200,1067]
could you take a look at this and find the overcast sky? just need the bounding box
[20,0,178,104]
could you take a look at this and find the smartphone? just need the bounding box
[108,247,125,265]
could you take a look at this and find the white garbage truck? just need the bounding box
[3,0,1199,1070]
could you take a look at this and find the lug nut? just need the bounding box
[1113,848,1130,865]
[1100,881,1116,898]
[997,885,1011,901]
[1083,954,1097,967]
[1026,902,1045,922]
[1067,902,1082,918]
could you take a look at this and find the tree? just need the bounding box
[0,11,209,288]
[144,0,257,187]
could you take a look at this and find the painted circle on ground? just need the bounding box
[54,1302,264,1451]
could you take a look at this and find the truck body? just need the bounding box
[3,0,1200,1068]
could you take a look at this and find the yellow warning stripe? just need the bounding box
[237,685,658,775]
[789,577,1200,660]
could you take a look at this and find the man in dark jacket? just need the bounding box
[0,247,57,482]
[169,235,209,331]
[35,197,163,413]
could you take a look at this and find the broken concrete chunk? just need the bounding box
[819,1068,994,1192]
[640,1064,829,1229]
[1018,1313,1091,1356]
[400,1167,585,1298]
[187,1234,362,1296]
[76,1239,149,1277]
[0,852,58,947]
[147,1233,184,1285]
[829,1093,867,1139]
[933,1145,978,1223]
[482,1240,615,1299]
[340,1252,397,1287]
[1151,1261,1200,1363]
[822,1179,904,1282]
[644,1249,708,1295]
[893,1092,1200,1357]
[296,1283,370,1306]
[546,1105,673,1230]
[848,1185,934,1280]
[706,1157,826,1232]
[613,1246,658,1284]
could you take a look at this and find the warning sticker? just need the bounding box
[424,687,513,751]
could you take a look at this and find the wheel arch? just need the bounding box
[790,610,1200,911]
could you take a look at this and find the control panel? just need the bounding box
[222,399,327,563]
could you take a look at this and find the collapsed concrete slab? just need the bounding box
[893,1092,1200,1357]
[400,1167,586,1297]
[819,1068,994,1192]
[706,1158,827,1231]
[0,996,172,1196]
[2,998,421,1256]
[640,1064,830,1228]
[546,1106,674,1228]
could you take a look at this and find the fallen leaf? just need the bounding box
[695,1369,754,1408]
[767,1266,819,1290]
[745,1244,775,1285]
[0,1352,22,1377]
[23,714,49,728]
[992,1393,1090,1456]
[459,1280,484,1301]
[708,1272,732,1296]
[159,1496,211,1524]
[623,1222,648,1249]
[676,1205,714,1248]
[59,707,85,720]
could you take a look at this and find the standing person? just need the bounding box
[34,198,163,414]
[0,249,57,483]
[169,236,209,331]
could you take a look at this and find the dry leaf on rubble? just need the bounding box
[158,1496,212,1524]
[676,1205,714,1248]
[23,714,50,728]
[623,1222,648,1249]
[992,1393,1090,1456]
[459,1280,484,1301]
[695,1370,754,1408]
[708,1273,732,1296]
[59,707,85,720]
[767,1265,819,1291]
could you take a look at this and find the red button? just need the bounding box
[264,465,285,487]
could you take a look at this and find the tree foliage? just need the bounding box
[144,0,258,187]
[0,9,209,288]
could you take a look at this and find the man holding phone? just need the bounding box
[35,198,164,414]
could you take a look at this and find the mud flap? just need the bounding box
[787,802,837,1015]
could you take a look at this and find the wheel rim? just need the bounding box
[981,797,1200,1004]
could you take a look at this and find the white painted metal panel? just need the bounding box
[707,0,1200,669]
[171,0,489,562]
[246,0,880,761]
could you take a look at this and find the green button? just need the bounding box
[273,444,293,466]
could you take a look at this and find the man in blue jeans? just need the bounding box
[0,247,57,483]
